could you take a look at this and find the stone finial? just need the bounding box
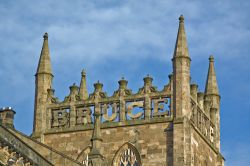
[47,88,55,96]
[173,14,190,59]
[89,81,107,99]
[190,84,198,101]
[47,88,58,103]
[209,55,214,62]
[210,107,217,124]
[70,83,79,95]
[113,77,132,97]
[81,69,86,76]
[36,32,53,75]
[79,69,88,100]
[137,74,157,94]
[118,77,128,89]
[197,92,204,109]
[43,32,48,40]
[205,55,219,95]
[143,74,153,86]
[94,81,103,92]
[179,15,184,23]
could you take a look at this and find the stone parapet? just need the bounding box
[0,125,53,166]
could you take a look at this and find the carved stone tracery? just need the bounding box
[47,75,172,130]
[51,109,70,128]
[152,97,171,117]
[126,101,144,120]
[77,146,91,166]
[101,103,119,122]
[113,143,141,166]
[76,107,93,125]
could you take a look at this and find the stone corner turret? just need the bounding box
[0,107,16,129]
[33,32,54,139]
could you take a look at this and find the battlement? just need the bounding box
[45,75,173,134]
[43,72,216,148]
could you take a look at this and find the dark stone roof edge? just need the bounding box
[12,128,84,165]
[0,125,53,166]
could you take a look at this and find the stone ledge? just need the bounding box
[45,117,173,135]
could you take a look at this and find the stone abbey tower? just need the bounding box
[0,16,224,166]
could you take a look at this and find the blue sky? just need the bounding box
[0,0,249,165]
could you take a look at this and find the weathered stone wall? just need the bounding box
[7,128,83,166]
[191,125,222,166]
[44,121,171,166]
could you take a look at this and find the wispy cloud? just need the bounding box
[0,1,249,164]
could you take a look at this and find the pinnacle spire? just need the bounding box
[205,55,219,95]
[88,111,104,164]
[36,32,53,75]
[173,15,190,59]
[79,69,88,100]
[172,15,191,118]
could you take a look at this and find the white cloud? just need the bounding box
[1,0,249,67]
[0,1,250,165]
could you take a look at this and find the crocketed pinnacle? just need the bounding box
[89,111,103,159]
[36,32,53,75]
[173,15,190,59]
[205,55,219,95]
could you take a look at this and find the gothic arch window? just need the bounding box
[113,142,141,166]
